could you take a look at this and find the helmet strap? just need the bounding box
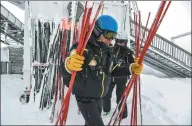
[93,24,103,38]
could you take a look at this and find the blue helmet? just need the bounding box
[96,15,118,33]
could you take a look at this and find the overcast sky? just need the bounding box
[137,1,191,38]
[1,1,191,52]
[1,1,25,23]
[137,1,191,52]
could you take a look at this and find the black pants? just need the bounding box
[102,78,128,118]
[75,96,104,126]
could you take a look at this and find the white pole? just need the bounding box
[126,1,131,48]
[23,1,32,92]
[6,62,9,74]
[69,1,78,49]
[7,47,10,74]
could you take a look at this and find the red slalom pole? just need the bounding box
[108,1,172,125]
[55,2,104,125]
[140,12,151,51]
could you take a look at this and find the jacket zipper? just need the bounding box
[115,47,120,61]
[99,47,105,97]
[100,72,105,97]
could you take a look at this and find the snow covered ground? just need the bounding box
[1,73,191,125]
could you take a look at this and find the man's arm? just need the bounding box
[111,51,143,77]
[59,43,78,87]
[126,48,135,64]
[111,47,135,77]
[111,64,133,77]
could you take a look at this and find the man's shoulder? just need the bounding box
[126,47,134,54]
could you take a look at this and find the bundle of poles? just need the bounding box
[55,1,104,125]
[108,1,171,125]
[50,18,70,122]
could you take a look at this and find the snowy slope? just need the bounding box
[142,65,168,78]
[1,74,191,125]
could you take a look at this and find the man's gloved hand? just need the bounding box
[131,57,144,75]
[134,57,139,63]
[66,53,85,72]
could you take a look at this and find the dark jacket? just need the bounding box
[112,44,134,82]
[60,34,132,99]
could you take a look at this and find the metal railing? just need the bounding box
[130,20,192,70]
[1,4,24,31]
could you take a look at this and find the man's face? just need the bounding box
[98,34,112,46]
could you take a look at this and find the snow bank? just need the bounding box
[1,74,191,125]
[142,64,168,78]
[140,74,191,125]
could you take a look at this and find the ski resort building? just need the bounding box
[0,45,24,74]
